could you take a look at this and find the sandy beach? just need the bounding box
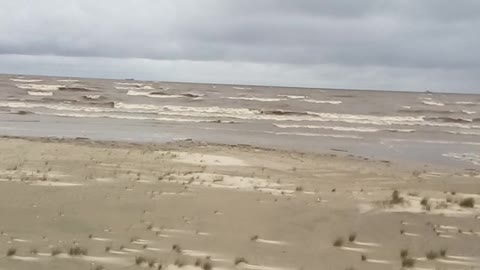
[0,136,479,270]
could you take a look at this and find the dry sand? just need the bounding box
[0,137,479,270]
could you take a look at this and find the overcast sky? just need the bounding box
[0,0,479,93]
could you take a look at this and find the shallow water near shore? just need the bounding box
[1,74,479,170]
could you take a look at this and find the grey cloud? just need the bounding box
[0,0,479,92]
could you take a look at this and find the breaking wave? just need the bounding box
[27,91,53,96]
[16,84,64,91]
[227,97,286,102]
[1,101,479,130]
[304,99,342,105]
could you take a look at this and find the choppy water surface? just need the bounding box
[0,74,479,169]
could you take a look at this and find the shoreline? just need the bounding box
[0,134,475,175]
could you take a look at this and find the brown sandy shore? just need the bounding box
[0,137,479,270]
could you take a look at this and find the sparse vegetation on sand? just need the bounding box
[202,261,213,270]
[400,249,409,259]
[420,197,429,207]
[348,233,357,242]
[30,247,38,255]
[172,244,182,253]
[439,248,447,257]
[391,190,404,204]
[401,257,415,268]
[174,258,186,267]
[51,247,62,256]
[234,257,248,265]
[333,237,344,247]
[426,250,439,260]
[250,235,259,241]
[361,254,367,261]
[148,258,157,267]
[459,197,475,208]
[295,186,303,192]
[135,256,147,265]
[6,247,16,256]
[195,258,213,270]
[69,246,88,256]
[93,265,105,270]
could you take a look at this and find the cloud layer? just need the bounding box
[0,0,479,93]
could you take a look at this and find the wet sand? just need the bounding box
[0,137,479,270]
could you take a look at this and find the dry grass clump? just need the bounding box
[391,190,404,204]
[333,237,344,247]
[148,258,157,267]
[51,246,62,256]
[202,261,213,270]
[172,244,182,253]
[295,186,304,192]
[6,247,16,256]
[135,256,147,265]
[400,249,409,259]
[402,257,415,268]
[348,233,357,242]
[420,197,429,206]
[234,257,248,265]
[195,258,213,270]
[360,254,367,261]
[426,250,439,260]
[459,197,475,208]
[68,246,88,256]
[174,258,186,267]
[439,248,447,257]
[250,235,259,241]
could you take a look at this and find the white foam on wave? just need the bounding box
[456,101,480,105]
[116,85,154,90]
[273,124,415,133]
[227,97,286,102]
[127,90,182,98]
[447,130,480,136]
[115,102,255,116]
[462,110,476,115]
[443,153,480,166]
[28,91,53,96]
[16,84,64,91]
[57,79,79,82]
[277,95,307,99]
[304,99,342,105]
[274,124,378,132]
[84,95,101,100]
[2,100,479,130]
[421,97,445,106]
[115,82,143,86]
[10,78,42,82]
[37,112,233,124]
[386,138,480,146]
[269,131,362,139]
[232,86,252,90]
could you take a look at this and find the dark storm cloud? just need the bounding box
[0,0,479,92]
[1,0,479,68]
